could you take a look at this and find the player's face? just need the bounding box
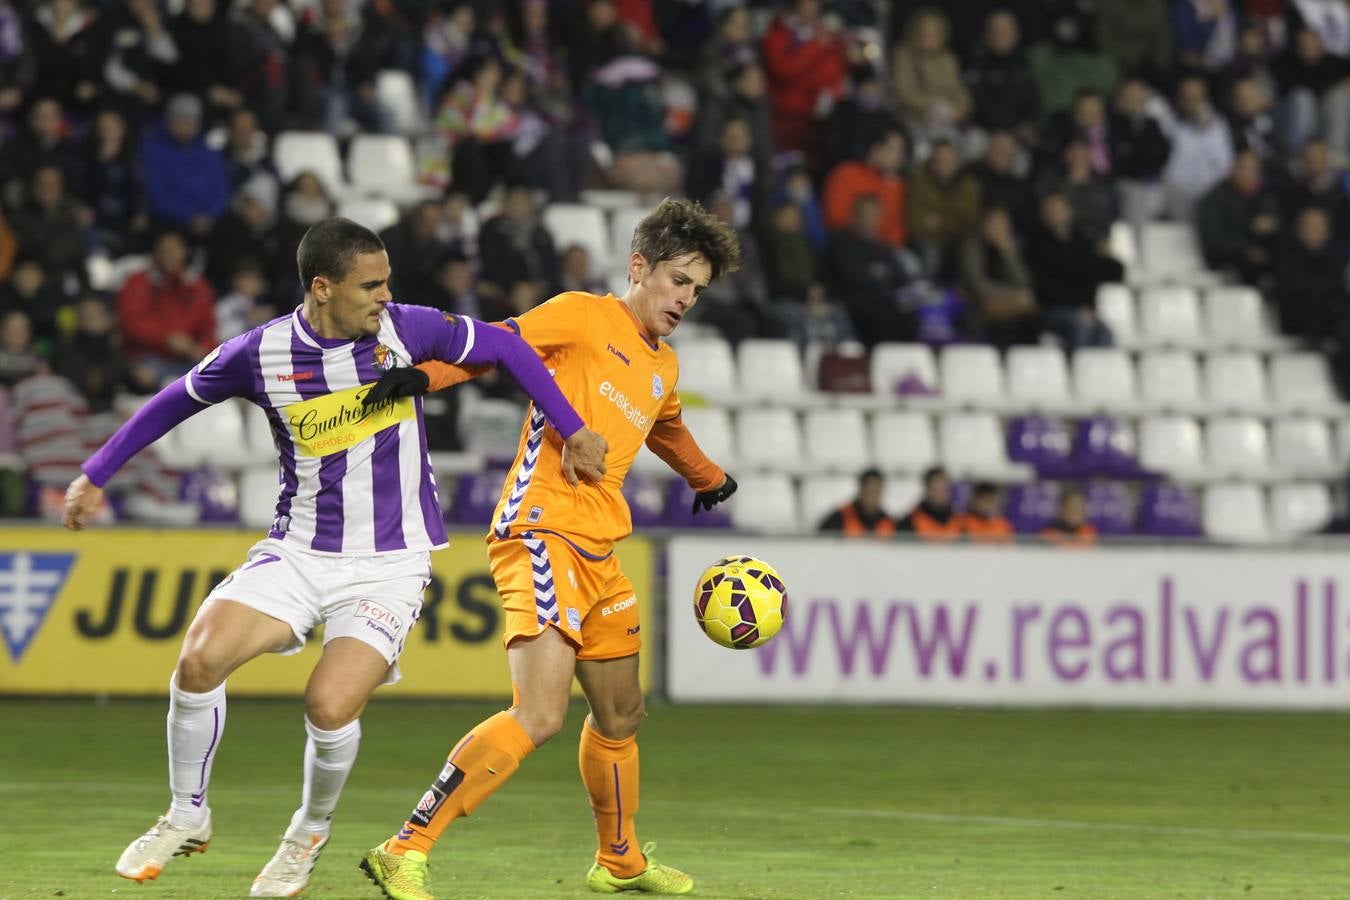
[631,252,711,337]
[317,251,393,339]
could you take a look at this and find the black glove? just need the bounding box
[691,475,737,514]
[363,366,430,408]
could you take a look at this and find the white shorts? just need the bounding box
[204,538,431,685]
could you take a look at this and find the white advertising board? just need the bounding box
[666,537,1350,708]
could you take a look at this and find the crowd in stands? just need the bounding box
[0,0,1349,524]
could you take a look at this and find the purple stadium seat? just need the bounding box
[453,469,510,524]
[1005,482,1061,534]
[1007,416,1075,477]
[181,470,240,523]
[1084,480,1135,536]
[1137,482,1203,537]
[949,481,972,512]
[664,479,731,529]
[1073,416,1148,478]
[622,471,666,527]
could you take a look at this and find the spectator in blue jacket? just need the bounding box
[140,93,230,240]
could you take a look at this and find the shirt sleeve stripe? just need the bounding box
[454,315,476,365]
[183,372,209,404]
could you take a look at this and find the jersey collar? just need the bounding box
[614,295,660,351]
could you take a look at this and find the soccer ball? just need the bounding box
[692,556,788,649]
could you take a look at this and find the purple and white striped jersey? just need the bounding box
[186,304,476,555]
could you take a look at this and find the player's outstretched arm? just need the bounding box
[644,407,737,513]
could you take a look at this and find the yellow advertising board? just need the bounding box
[0,528,653,696]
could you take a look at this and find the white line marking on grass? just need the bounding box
[812,807,1350,846]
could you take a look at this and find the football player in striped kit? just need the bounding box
[61,217,607,897]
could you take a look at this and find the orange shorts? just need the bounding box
[487,531,641,661]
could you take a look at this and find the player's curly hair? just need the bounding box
[297,217,386,291]
[630,197,742,282]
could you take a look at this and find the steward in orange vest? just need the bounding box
[897,466,960,540]
[1041,487,1098,547]
[955,481,1014,542]
[819,468,896,537]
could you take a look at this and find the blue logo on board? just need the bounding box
[0,552,76,663]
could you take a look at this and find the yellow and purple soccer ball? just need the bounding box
[693,556,788,649]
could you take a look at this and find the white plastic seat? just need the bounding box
[1108,221,1137,272]
[1138,286,1204,348]
[274,131,347,198]
[728,473,800,534]
[348,134,424,201]
[633,405,735,475]
[336,197,400,233]
[1071,348,1138,412]
[883,476,923,520]
[375,69,423,133]
[1138,350,1204,413]
[1206,415,1273,479]
[1203,351,1270,414]
[1204,286,1285,350]
[803,408,871,472]
[1270,352,1345,413]
[609,205,648,262]
[1095,283,1140,348]
[1269,483,1334,538]
[1138,415,1206,480]
[1336,420,1350,466]
[737,339,812,406]
[670,337,735,402]
[238,465,281,530]
[1140,221,1205,283]
[1202,484,1270,543]
[937,412,1032,481]
[798,474,860,531]
[734,408,803,473]
[1006,346,1072,411]
[938,345,1006,409]
[171,400,249,469]
[870,410,938,474]
[1271,417,1339,478]
[870,343,939,399]
[541,204,611,271]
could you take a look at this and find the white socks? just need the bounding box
[166,678,226,828]
[290,716,361,837]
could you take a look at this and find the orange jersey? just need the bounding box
[419,292,725,556]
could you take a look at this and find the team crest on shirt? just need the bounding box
[651,374,664,399]
[373,344,394,372]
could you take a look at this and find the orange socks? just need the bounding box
[579,718,643,878]
[388,711,535,856]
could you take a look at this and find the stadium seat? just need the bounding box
[609,205,648,261]
[1084,480,1136,535]
[1073,416,1146,477]
[727,473,800,534]
[274,131,347,198]
[1138,350,1204,413]
[1108,221,1138,272]
[1202,483,1270,543]
[1095,283,1140,348]
[670,336,736,403]
[348,134,428,202]
[1006,415,1074,477]
[938,345,1006,410]
[938,412,1033,481]
[1203,286,1288,351]
[1203,351,1270,414]
[1071,348,1138,413]
[375,69,423,133]
[169,400,250,469]
[664,479,730,529]
[737,339,813,406]
[1004,481,1060,533]
[1138,286,1204,348]
[1139,221,1206,284]
[1137,482,1203,537]
[1139,415,1206,480]
[1271,417,1339,479]
[1269,483,1334,538]
[337,197,400,233]
[1006,346,1072,412]
[870,410,938,474]
[1337,420,1350,467]
[1205,415,1273,480]
[1270,352,1346,414]
[238,465,281,529]
[803,408,871,472]
[735,408,804,473]
[542,204,611,272]
[180,469,239,523]
[621,470,666,527]
[869,342,939,401]
[452,468,511,523]
[798,474,859,531]
[676,406,736,469]
[883,476,923,520]
[582,189,644,211]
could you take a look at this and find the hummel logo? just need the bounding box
[606,344,631,365]
[277,371,314,382]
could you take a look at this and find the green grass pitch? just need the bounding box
[0,699,1346,899]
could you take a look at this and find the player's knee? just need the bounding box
[305,692,361,731]
[592,696,645,740]
[512,702,567,746]
[174,650,226,693]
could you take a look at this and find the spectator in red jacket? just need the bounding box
[823,125,909,246]
[116,230,216,386]
[760,0,848,167]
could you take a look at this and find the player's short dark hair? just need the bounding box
[296,217,385,291]
[630,197,741,282]
[922,466,948,485]
[972,481,999,498]
[859,467,883,484]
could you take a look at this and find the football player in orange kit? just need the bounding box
[358,198,740,899]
